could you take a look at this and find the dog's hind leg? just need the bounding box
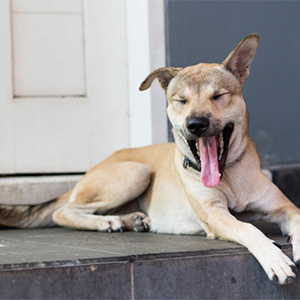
[52,160,151,232]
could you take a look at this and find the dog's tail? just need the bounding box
[0,192,70,228]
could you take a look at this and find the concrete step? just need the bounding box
[0,227,299,299]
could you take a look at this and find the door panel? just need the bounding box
[0,0,130,174]
[12,7,86,96]
[14,99,91,173]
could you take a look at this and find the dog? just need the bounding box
[1,33,300,285]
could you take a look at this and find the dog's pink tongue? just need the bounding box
[199,136,220,188]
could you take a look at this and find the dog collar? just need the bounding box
[183,150,246,172]
[225,149,246,169]
[183,156,201,172]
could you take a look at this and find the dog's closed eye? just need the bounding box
[173,99,187,105]
[212,92,229,101]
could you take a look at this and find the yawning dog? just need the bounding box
[1,33,300,285]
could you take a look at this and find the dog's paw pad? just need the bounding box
[131,214,150,232]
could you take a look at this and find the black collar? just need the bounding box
[183,156,201,172]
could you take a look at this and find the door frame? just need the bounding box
[126,0,168,147]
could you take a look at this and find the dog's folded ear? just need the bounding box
[222,33,259,85]
[139,67,182,92]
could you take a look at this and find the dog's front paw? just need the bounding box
[131,214,150,232]
[258,244,296,285]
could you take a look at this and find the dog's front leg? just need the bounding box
[188,193,297,284]
[249,176,300,270]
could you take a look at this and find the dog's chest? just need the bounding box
[145,194,206,235]
[219,175,251,213]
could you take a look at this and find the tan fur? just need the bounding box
[1,34,300,284]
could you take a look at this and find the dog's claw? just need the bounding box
[107,227,113,233]
[143,222,150,231]
[286,276,295,284]
[286,234,291,243]
[291,265,298,273]
[272,275,279,283]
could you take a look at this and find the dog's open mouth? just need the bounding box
[187,123,234,188]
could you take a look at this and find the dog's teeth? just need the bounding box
[219,132,224,147]
[196,141,200,155]
[219,132,224,160]
[219,173,221,177]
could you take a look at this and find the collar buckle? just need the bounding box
[183,156,201,172]
[183,157,189,169]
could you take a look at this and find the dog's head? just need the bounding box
[140,34,259,188]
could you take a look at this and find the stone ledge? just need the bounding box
[0,175,82,205]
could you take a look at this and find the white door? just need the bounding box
[0,0,131,174]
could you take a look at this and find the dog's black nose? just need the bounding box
[186,117,210,136]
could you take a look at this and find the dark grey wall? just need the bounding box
[165,0,300,168]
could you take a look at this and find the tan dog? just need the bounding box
[1,34,300,285]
